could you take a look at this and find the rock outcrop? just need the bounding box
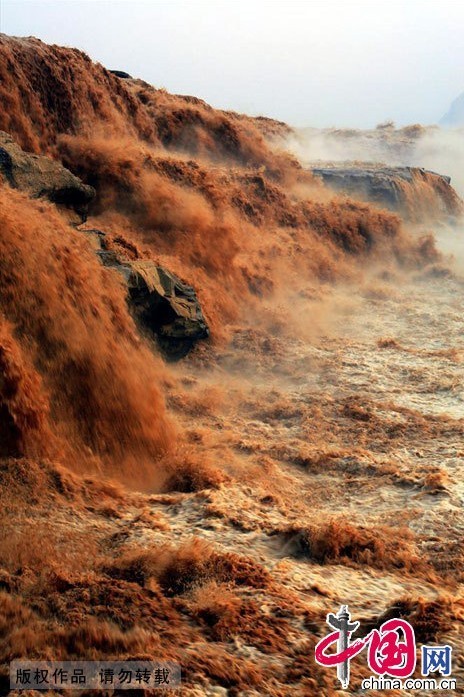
[311,164,462,222]
[122,261,209,360]
[0,131,95,220]
[84,230,209,360]
[0,129,208,360]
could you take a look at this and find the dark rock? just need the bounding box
[126,262,209,359]
[312,165,409,210]
[98,249,122,267]
[311,164,462,221]
[110,70,132,79]
[96,250,208,360]
[79,228,107,250]
[0,131,95,220]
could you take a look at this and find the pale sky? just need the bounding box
[1,0,463,128]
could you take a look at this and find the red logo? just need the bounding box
[315,605,416,688]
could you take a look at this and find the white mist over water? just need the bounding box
[287,126,464,197]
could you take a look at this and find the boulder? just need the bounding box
[0,131,95,220]
[90,233,208,359]
[311,164,462,222]
[124,261,209,359]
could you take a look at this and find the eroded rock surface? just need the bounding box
[312,164,462,222]
[85,230,209,360]
[0,131,95,219]
[122,261,209,360]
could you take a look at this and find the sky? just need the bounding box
[1,0,463,129]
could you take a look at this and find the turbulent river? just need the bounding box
[140,235,464,694]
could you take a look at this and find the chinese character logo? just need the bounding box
[315,605,417,689]
[422,645,452,677]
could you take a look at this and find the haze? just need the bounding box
[1,0,463,128]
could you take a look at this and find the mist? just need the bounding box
[287,125,464,197]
